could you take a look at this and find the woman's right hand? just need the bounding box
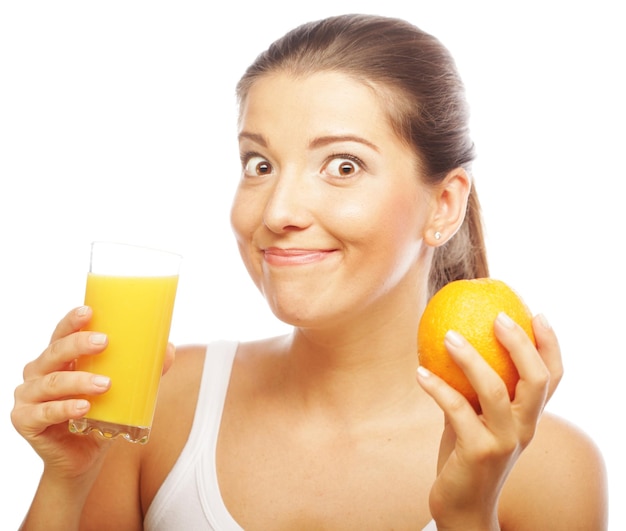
[11,306,114,480]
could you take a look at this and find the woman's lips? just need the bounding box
[263,247,336,266]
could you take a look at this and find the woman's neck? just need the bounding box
[276,305,428,425]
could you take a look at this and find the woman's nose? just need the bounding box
[262,172,313,233]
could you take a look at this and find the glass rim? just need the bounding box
[89,241,182,276]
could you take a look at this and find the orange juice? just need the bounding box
[76,273,178,428]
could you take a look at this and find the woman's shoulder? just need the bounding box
[146,337,277,445]
[500,411,608,529]
[136,344,210,506]
[154,336,282,414]
[524,412,606,487]
[160,343,208,393]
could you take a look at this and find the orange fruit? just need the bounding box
[417,278,535,411]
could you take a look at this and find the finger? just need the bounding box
[12,372,111,438]
[416,364,484,437]
[23,331,108,380]
[50,306,93,343]
[11,397,92,439]
[18,370,111,405]
[531,314,563,401]
[161,342,176,375]
[494,312,550,431]
[443,329,515,431]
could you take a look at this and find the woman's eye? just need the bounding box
[324,156,362,178]
[243,155,273,176]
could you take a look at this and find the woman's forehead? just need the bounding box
[239,71,399,139]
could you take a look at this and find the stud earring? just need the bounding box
[434,231,442,241]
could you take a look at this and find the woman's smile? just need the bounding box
[262,247,339,266]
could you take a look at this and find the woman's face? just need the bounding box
[231,71,436,329]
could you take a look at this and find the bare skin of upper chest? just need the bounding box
[215,341,443,531]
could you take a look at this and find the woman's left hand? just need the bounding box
[416,312,563,531]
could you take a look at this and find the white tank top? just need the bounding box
[144,340,437,530]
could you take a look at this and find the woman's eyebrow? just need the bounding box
[238,132,379,152]
[309,135,379,152]
[238,131,267,146]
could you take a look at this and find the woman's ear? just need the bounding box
[423,167,471,246]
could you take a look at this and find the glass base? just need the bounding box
[69,418,151,444]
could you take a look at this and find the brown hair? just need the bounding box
[236,14,489,297]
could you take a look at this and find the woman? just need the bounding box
[12,14,607,530]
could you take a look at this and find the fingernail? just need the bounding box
[89,333,107,345]
[417,366,431,379]
[93,375,111,389]
[77,306,90,316]
[537,313,551,330]
[75,399,90,411]
[444,330,465,348]
[496,312,515,329]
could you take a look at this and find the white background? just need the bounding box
[1,1,623,527]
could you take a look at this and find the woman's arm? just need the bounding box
[12,306,158,530]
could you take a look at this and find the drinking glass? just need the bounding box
[69,241,181,443]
